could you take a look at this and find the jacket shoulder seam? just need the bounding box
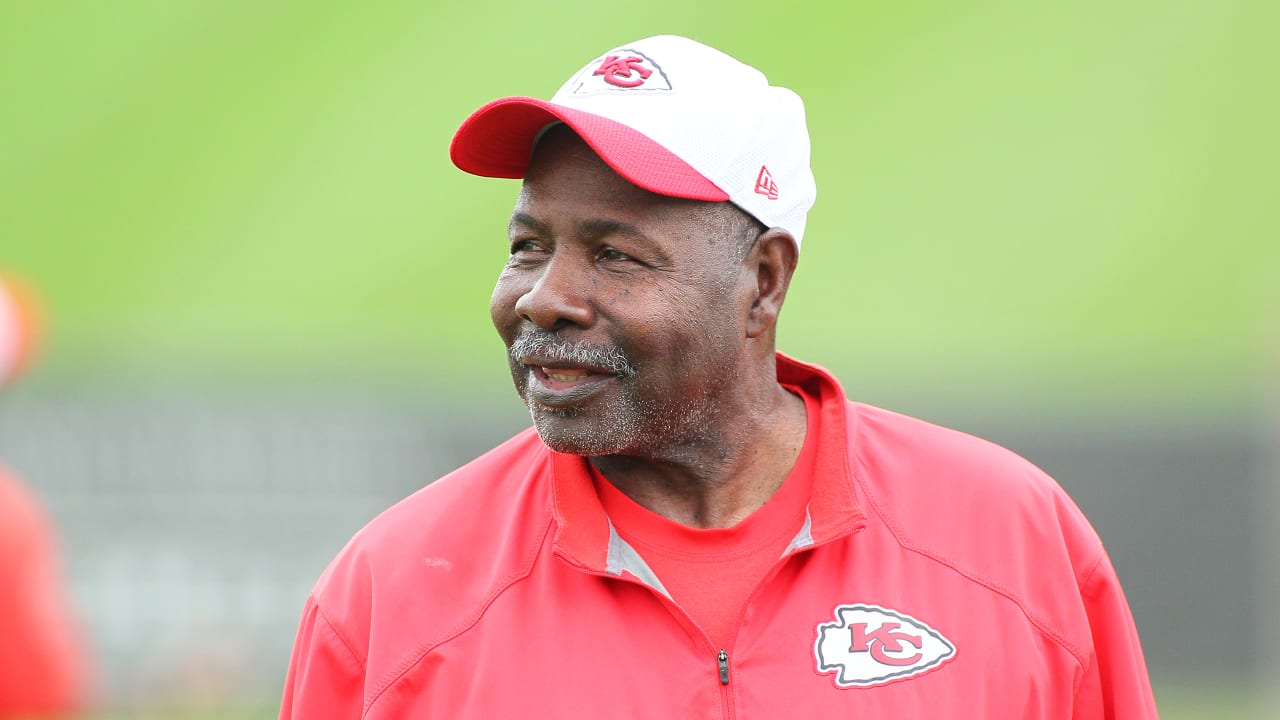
[852,455,1093,671]
[1077,552,1106,591]
[900,538,1090,668]
[362,515,556,717]
[1069,554,1107,701]
[1070,639,1097,713]
[312,594,368,672]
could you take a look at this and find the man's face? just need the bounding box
[490,128,756,457]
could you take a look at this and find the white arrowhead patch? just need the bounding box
[815,604,957,688]
[565,48,673,96]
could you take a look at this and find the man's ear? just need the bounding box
[745,228,799,339]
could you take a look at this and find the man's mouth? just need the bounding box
[507,331,636,410]
[523,362,617,407]
[540,366,596,383]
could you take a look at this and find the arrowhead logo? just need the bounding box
[567,48,672,95]
[815,604,957,688]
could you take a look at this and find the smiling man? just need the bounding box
[493,125,807,530]
[280,36,1158,718]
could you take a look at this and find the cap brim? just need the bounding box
[449,96,729,202]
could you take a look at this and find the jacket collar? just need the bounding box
[550,351,866,573]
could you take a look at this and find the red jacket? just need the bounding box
[281,355,1157,718]
[0,464,86,717]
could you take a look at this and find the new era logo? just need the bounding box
[815,604,957,688]
[754,165,779,199]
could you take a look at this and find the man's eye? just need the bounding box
[510,239,541,254]
[599,247,633,262]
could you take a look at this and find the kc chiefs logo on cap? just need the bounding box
[595,54,651,87]
[815,604,957,688]
[568,48,673,95]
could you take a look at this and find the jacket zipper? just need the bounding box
[558,523,866,719]
[716,647,734,720]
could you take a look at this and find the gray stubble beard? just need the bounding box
[507,329,716,458]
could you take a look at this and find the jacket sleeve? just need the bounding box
[1071,553,1160,719]
[279,595,367,720]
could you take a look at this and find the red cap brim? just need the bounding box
[449,96,729,202]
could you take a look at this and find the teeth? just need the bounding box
[543,367,589,382]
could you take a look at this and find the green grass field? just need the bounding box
[1,0,1275,409]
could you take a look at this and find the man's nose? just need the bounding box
[513,255,594,330]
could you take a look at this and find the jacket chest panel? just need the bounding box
[366,538,1080,719]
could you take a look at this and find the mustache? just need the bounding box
[508,329,637,378]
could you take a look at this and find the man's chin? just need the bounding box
[528,406,629,457]
[532,420,614,457]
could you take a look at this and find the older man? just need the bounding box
[281,35,1157,718]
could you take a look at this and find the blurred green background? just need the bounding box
[4,0,1275,403]
[1,0,1275,718]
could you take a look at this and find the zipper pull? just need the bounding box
[717,649,730,685]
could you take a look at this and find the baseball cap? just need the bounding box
[450,35,816,246]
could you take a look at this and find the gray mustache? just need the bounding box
[509,330,637,378]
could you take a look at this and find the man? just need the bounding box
[0,274,87,718]
[281,35,1157,717]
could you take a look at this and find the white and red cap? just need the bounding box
[450,35,816,247]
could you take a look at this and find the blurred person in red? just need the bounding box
[0,273,87,718]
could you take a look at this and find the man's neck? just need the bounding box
[589,383,807,529]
